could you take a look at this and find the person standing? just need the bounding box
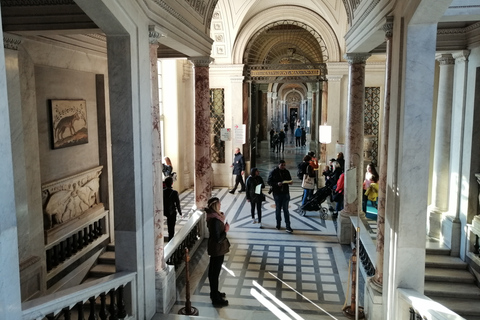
[300,155,315,208]
[301,127,306,146]
[362,163,379,213]
[163,177,181,241]
[229,147,245,194]
[267,160,294,233]
[245,167,265,228]
[278,129,286,153]
[205,197,230,306]
[294,126,302,147]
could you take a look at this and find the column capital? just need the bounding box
[344,53,371,65]
[435,53,455,65]
[383,16,394,38]
[3,33,21,50]
[148,25,165,44]
[189,57,214,67]
[452,50,470,62]
[326,74,343,82]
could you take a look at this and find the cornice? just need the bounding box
[0,0,74,5]
[151,0,214,44]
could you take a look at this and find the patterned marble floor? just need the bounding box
[161,140,369,320]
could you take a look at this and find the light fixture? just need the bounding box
[319,124,331,144]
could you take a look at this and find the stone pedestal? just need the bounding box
[365,280,383,320]
[442,216,461,256]
[156,266,176,313]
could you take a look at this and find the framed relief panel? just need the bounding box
[50,99,88,149]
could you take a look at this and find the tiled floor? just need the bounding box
[163,139,371,320]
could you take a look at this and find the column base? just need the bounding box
[337,211,354,245]
[156,265,176,314]
[428,207,443,239]
[365,278,383,320]
[442,215,461,256]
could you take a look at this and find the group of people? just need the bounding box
[269,125,307,152]
[321,152,345,214]
[321,152,379,214]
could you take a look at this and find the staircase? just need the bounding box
[425,248,480,319]
[85,243,116,282]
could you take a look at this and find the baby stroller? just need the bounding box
[300,185,332,219]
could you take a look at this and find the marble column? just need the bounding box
[320,81,329,164]
[449,51,469,258]
[149,27,166,274]
[1,33,23,320]
[337,53,370,245]
[190,57,214,209]
[371,19,393,291]
[428,54,455,239]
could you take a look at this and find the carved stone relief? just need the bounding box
[42,166,102,229]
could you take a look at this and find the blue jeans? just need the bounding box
[274,194,291,228]
[302,188,314,206]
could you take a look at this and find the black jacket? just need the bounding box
[267,167,292,195]
[232,152,245,175]
[246,174,265,203]
[206,210,230,257]
[163,187,181,217]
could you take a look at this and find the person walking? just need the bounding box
[163,177,181,241]
[294,126,302,147]
[206,197,230,306]
[229,147,245,194]
[245,167,265,228]
[267,160,294,233]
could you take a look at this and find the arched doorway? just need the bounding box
[242,20,329,165]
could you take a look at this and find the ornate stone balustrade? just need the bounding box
[164,210,206,273]
[22,272,136,320]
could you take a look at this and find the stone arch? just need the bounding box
[233,6,342,64]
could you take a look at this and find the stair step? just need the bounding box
[425,282,480,299]
[425,254,467,269]
[426,247,451,255]
[432,297,480,318]
[107,243,115,252]
[98,251,115,264]
[425,268,475,283]
[89,264,116,278]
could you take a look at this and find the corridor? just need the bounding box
[159,139,362,320]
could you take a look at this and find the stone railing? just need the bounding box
[22,272,136,320]
[351,217,376,277]
[164,209,206,274]
[397,288,466,320]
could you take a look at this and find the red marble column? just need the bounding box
[190,57,214,209]
[149,28,166,272]
[344,53,371,215]
[372,20,393,290]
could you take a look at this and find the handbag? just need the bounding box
[302,174,315,189]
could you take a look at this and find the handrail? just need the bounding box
[164,209,205,262]
[22,272,136,320]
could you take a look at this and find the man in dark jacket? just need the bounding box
[267,160,293,233]
[163,177,181,241]
[229,147,246,194]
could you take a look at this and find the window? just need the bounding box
[210,88,225,163]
